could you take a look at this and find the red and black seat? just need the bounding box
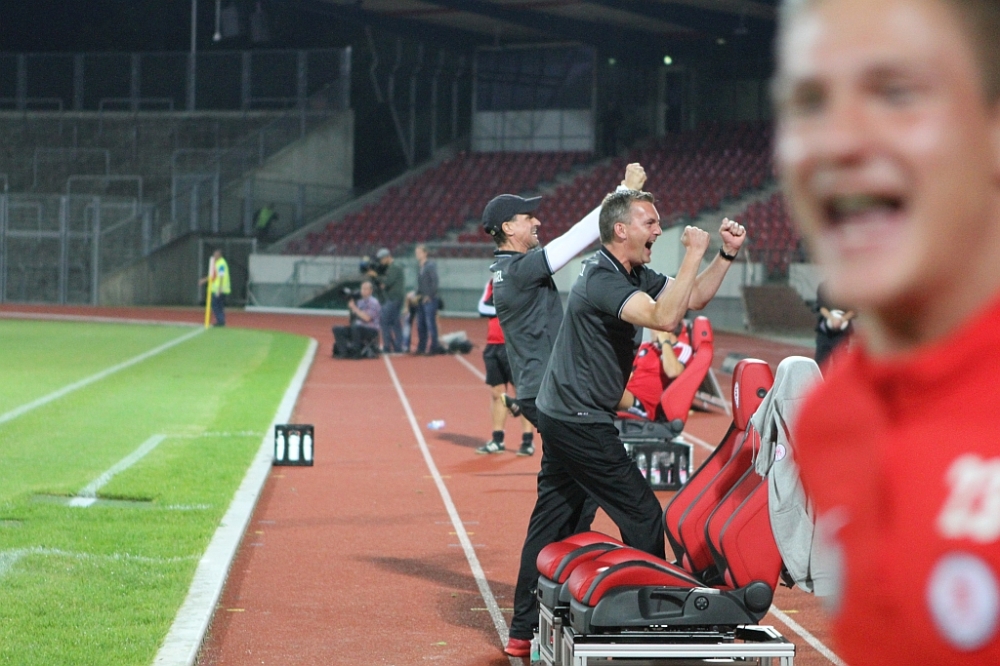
[615,316,715,437]
[534,359,774,619]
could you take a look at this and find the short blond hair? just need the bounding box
[598,190,656,244]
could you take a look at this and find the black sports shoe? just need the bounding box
[516,443,535,456]
[503,394,522,417]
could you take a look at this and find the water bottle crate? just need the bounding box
[622,440,692,491]
[273,424,315,466]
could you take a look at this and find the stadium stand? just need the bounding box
[735,191,807,279]
[283,150,590,257]
[526,121,773,244]
[287,121,773,259]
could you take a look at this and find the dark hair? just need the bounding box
[598,190,656,244]
[777,0,1000,103]
[489,224,509,247]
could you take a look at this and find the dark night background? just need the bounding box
[0,0,349,53]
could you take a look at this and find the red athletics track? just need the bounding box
[0,304,840,666]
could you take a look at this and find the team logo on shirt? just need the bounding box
[927,552,999,650]
[937,454,1000,543]
[494,271,504,283]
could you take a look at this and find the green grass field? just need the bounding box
[0,319,309,666]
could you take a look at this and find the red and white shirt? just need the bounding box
[795,295,1000,664]
[626,339,692,417]
[478,279,505,345]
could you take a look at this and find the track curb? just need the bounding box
[152,336,318,666]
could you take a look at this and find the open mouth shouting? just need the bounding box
[818,190,904,258]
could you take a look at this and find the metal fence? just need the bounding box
[0,193,145,304]
[0,48,350,113]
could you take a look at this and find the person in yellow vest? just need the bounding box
[198,249,231,327]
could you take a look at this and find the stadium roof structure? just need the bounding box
[303,0,778,63]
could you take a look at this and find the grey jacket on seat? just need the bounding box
[751,356,833,596]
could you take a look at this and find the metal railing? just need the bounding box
[0,48,350,113]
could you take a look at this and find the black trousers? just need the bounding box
[508,411,665,639]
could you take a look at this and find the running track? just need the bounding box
[0,304,839,666]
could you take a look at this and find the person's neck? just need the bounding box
[603,242,634,273]
[865,240,1000,357]
[499,239,531,254]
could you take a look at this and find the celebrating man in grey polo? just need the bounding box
[505,188,746,652]
[484,164,647,658]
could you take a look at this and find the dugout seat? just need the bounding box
[615,316,715,436]
[534,359,776,648]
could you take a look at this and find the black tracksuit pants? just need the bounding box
[508,411,666,640]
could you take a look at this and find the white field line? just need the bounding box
[152,337,318,666]
[0,310,200,327]
[68,434,168,507]
[454,353,487,381]
[0,327,204,427]
[681,431,717,453]
[0,547,197,580]
[384,355,519,665]
[769,605,847,666]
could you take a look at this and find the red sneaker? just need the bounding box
[504,637,531,657]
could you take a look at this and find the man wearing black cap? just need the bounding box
[376,248,405,353]
[483,163,646,657]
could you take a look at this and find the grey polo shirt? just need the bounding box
[537,248,669,424]
[490,248,564,400]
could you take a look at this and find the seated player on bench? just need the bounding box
[616,326,692,420]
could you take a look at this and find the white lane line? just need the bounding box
[0,311,200,327]
[769,605,847,666]
[153,337,317,666]
[684,435,843,663]
[384,355,517,664]
[0,327,204,427]
[455,353,486,382]
[681,431,717,453]
[70,434,168,506]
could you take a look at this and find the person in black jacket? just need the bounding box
[375,248,406,353]
[413,244,445,355]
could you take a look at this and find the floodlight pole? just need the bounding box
[188,0,198,110]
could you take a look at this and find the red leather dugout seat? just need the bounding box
[534,359,774,611]
[615,316,716,436]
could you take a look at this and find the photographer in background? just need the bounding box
[348,280,381,332]
[359,254,388,299]
[375,248,405,353]
[332,280,382,359]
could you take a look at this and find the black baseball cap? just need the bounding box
[482,194,542,236]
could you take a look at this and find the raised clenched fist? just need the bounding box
[622,163,647,191]
[681,225,710,252]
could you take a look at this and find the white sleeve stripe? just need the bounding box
[654,276,672,300]
[674,342,693,365]
[618,290,642,319]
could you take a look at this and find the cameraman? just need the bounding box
[359,255,386,299]
[334,280,382,359]
[347,280,381,333]
[375,248,405,353]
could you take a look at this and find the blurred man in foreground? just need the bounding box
[774,0,1000,662]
